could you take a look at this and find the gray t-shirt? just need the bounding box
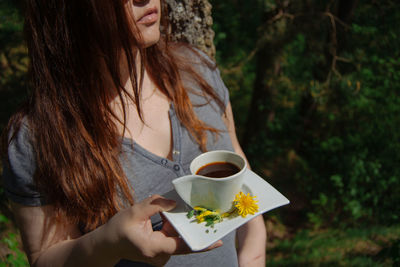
[2,53,239,267]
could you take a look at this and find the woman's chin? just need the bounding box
[140,28,161,48]
[143,37,160,48]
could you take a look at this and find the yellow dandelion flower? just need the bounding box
[234,192,259,217]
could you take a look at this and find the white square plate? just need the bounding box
[162,170,290,251]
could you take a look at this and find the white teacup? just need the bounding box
[172,150,247,213]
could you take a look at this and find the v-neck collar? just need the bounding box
[121,103,182,165]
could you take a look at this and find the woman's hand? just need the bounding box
[102,194,222,266]
[12,195,222,267]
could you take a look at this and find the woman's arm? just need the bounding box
[222,102,267,267]
[236,216,266,267]
[12,201,123,267]
[11,195,220,267]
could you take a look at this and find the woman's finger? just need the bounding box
[203,240,223,251]
[151,231,192,255]
[153,228,224,255]
[136,195,177,220]
[160,218,178,237]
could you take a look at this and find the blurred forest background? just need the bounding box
[1,0,400,266]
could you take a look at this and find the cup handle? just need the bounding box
[172,175,198,207]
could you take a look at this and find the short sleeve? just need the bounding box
[2,122,46,206]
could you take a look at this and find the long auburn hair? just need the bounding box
[3,0,224,232]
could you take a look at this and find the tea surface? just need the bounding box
[196,162,240,178]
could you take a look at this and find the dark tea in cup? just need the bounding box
[173,150,247,212]
[196,162,240,178]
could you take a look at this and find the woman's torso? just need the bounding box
[114,56,239,266]
[2,51,239,267]
[116,98,238,266]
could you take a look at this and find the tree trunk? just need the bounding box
[337,0,359,23]
[242,45,272,152]
[241,13,292,155]
[165,0,216,59]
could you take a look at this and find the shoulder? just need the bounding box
[172,44,217,74]
[172,44,230,107]
[8,117,33,151]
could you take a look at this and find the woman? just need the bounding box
[2,0,266,266]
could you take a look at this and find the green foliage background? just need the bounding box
[1,0,399,265]
[212,0,400,228]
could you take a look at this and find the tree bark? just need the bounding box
[165,0,216,59]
